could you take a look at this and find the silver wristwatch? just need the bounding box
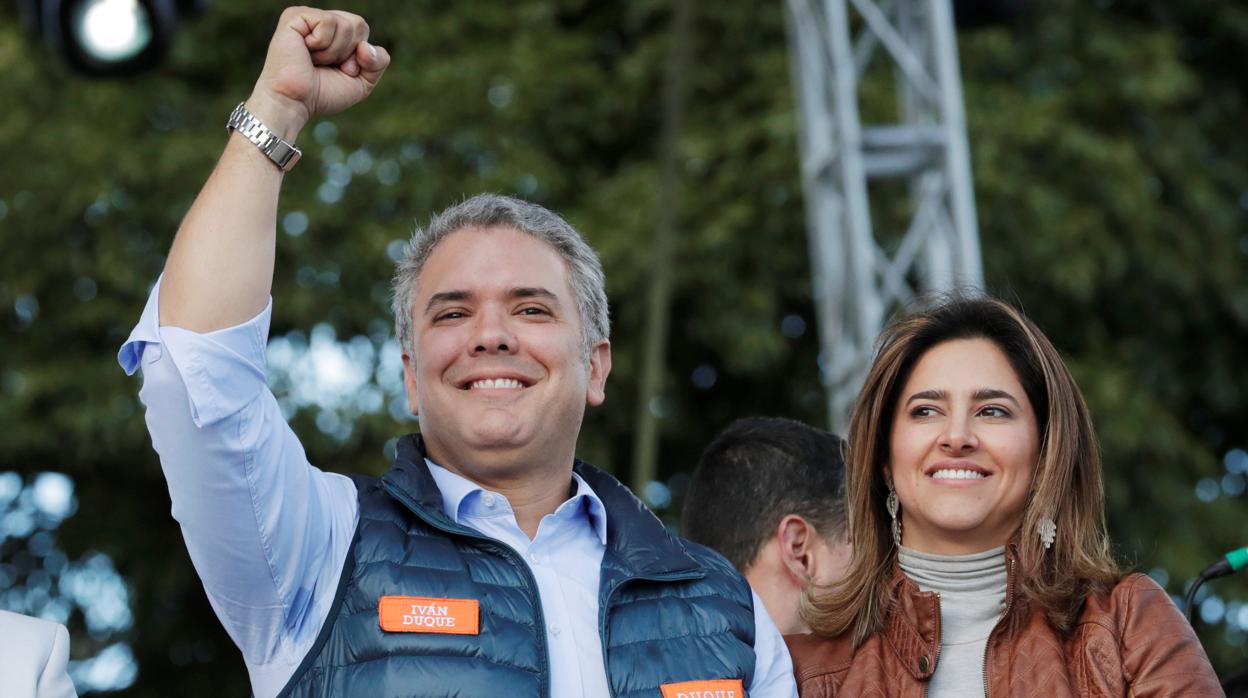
[226,102,302,172]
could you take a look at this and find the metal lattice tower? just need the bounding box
[784,0,985,434]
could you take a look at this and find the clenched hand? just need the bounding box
[247,7,391,139]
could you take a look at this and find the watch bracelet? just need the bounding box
[226,102,302,172]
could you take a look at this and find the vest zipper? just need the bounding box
[598,569,704,697]
[382,480,553,698]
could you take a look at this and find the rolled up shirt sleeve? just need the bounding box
[119,279,357,690]
[748,590,799,697]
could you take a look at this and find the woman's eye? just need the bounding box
[979,405,1010,418]
[910,406,938,418]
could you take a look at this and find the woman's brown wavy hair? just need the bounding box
[803,294,1122,644]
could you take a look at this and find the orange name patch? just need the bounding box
[378,596,479,635]
[660,679,745,698]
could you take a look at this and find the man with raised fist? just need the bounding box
[119,7,796,697]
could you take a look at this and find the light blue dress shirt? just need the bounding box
[120,280,797,698]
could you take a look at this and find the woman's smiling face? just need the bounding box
[887,337,1041,555]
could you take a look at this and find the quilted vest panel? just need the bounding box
[278,434,755,698]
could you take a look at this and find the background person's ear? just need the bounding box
[777,514,818,584]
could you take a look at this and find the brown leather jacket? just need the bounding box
[786,547,1223,697]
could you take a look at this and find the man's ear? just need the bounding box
[777,515,817,585]
[401,352,420,417]
[585,340,612,406]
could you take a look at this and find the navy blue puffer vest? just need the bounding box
[277,434,756,697]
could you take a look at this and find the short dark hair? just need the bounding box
[682,417,847,571]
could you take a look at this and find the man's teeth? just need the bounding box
[931,469,985,480]
[470,378,524,390]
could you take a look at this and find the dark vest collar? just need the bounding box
[381,433,702,579]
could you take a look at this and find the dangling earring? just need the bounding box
[886,483,902,548]
[1037,515,1056,550]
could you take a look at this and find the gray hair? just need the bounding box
[391,194,610,360]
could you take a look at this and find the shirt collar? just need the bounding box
[425,458,608,545]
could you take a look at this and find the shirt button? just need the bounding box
[529,551,540,565]
[482,494,496,508]
[550,624,562,636]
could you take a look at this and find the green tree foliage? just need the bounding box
[0,0,1245,693]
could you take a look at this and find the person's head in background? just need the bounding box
[682,416,852,635]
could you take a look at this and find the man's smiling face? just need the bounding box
[402,225,611,481]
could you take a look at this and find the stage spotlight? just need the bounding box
[20,0,207,77]
[74,0,154,63]
[49,0,177,76]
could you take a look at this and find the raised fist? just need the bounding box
[247,7,391,139]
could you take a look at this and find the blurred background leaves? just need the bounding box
[0,0,1246,693]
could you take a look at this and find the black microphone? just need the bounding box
[1184,547,1248,622]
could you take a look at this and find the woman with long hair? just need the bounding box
[786,295,1222,696]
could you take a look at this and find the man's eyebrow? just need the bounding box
[510,287,560,303]
[424,290,472,314]
[424,287,561,314]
